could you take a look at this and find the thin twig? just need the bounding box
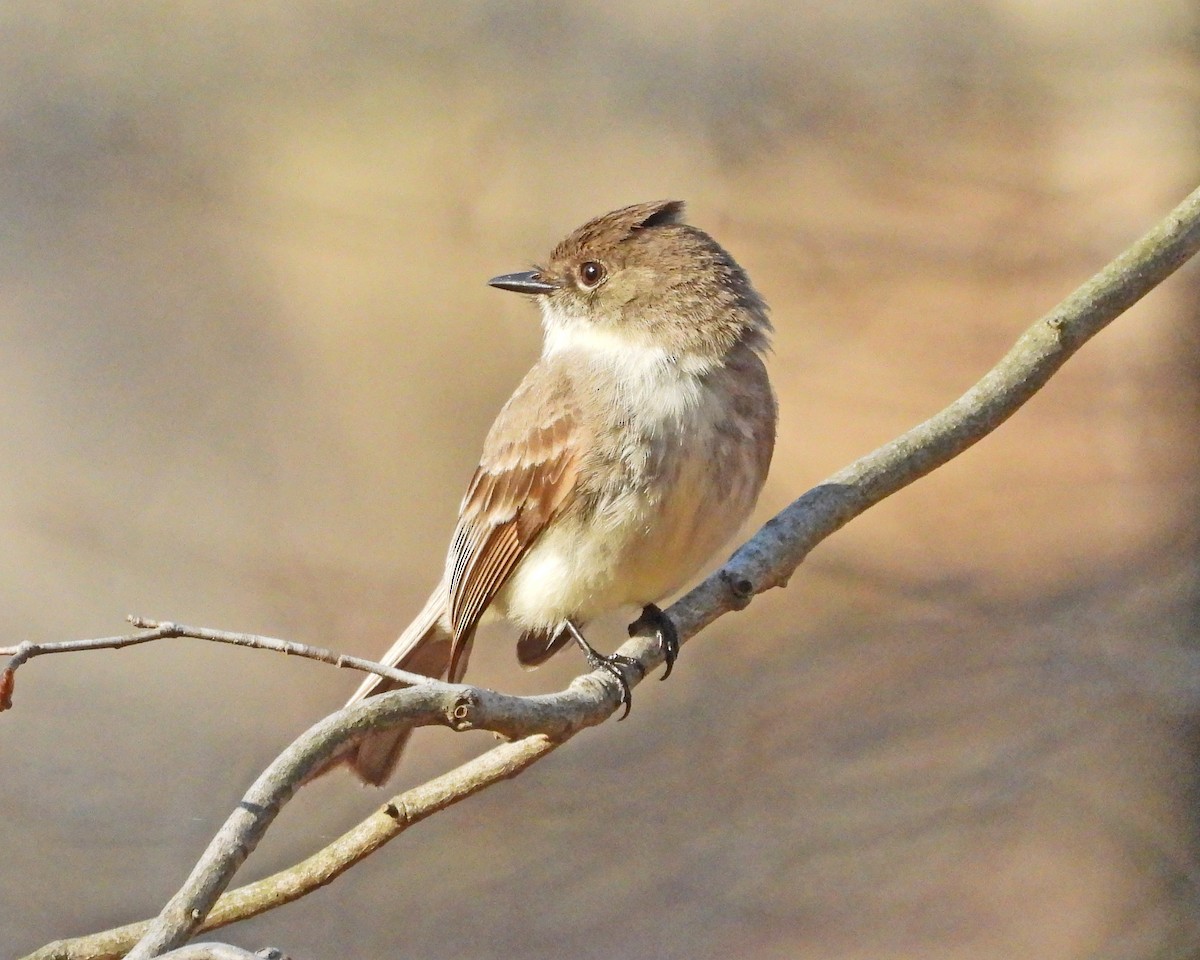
[0,618,435,711]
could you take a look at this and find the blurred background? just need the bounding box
[3,1,1199,958]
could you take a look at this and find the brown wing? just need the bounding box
[444,376,581,680]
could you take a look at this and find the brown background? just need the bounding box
[4,2,1200,958]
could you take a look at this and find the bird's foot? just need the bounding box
[564,621,641,720]
[628,603,679,680]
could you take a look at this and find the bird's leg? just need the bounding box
[563,620,642,720]
[627,603,680,680]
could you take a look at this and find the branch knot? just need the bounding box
[382,800,411,823]
[721,569,756,609]
[448,690,481,731]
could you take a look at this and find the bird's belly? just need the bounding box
[495,420,763,631]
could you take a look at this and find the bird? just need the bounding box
[340,199,776,785]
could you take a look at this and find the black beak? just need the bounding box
[488,270,558,295]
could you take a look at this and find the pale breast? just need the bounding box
[496,347,774,631]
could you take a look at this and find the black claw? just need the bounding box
[595,654,635,720]
[564,621,639,719]
[628,604,679,680]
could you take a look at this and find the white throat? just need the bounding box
[540,301,711,371]
[538,300,712,422]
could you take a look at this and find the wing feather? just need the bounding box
[444,373,582,679]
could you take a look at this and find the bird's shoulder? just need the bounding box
[455,359,589,528]
[476,359,590,472]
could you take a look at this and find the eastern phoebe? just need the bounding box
[342,200,776,785]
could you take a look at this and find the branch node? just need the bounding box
[721,569,756,609]
[448,690,481,730]
[383,800,410,823]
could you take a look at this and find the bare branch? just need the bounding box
[18,183,1200,960]
[672,181,1200,637]
[124,670,620,959]
[0,618,437,711]
[23,732,561,960]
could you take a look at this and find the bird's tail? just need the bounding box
[338,582,470,786]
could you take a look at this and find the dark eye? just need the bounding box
[578,261,606,288]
